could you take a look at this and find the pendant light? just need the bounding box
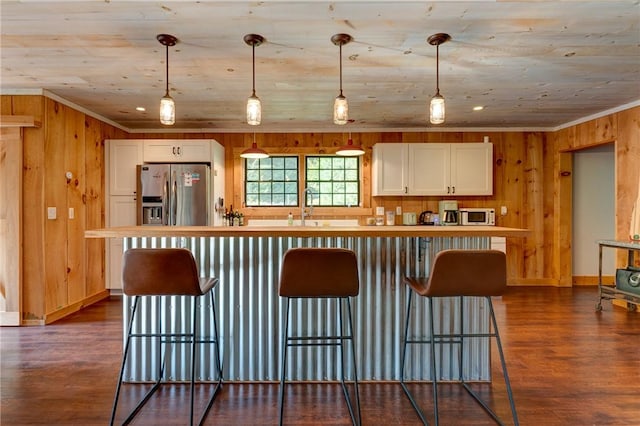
[157,34,178,126]
[240,133,269,159]
[336,132,365,156]
[331,33,352,125]
[244,34,265,126]
[428,33,451,125]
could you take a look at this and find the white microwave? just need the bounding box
[459,208,495,226]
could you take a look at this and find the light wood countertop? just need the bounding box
[85,225,529,239]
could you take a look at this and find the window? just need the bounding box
[305,156,360,207]
[245,156,299,206]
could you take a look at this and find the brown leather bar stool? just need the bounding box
[278,247,361,426]
[400,249,518,426]
[110,248,223,426]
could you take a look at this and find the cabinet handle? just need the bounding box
[452,186,455,194]
[177,146,182,156]
[447,186,450,194]
[172,146,176,155]
[404,186,408,194]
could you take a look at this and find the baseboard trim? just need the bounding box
[44,290,110,325]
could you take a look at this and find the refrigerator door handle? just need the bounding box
[172,173,178,226]
[163,174,170,226]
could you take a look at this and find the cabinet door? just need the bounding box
[143,140,178,162]
[408,143,450,195]
[108,140,143,195]
[450,143,493,195]
[143,140,211,162]
[178,140,211,162]
[372,144,408,195]
[107,196,137,289]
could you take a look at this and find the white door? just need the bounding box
[108,140,143,195]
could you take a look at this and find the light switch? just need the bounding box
[501,206,508,216]
[375,206,385,216]
[47,207,57,220]
[69,207,75,219]
[396,206,402,215]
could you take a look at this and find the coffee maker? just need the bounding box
[438,200,459,225]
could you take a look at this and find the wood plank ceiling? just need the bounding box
[1,1,639,132]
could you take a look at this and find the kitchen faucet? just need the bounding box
[301,187,315,226]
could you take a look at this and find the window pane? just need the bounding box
[245,156,299,207]
[273,169,284,181]
[305,155,360,207]
[345,169,358,180]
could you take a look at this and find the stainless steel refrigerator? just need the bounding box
[137,164,210,226]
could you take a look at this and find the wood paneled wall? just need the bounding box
[3,94,638,325]
[2,95,126,324]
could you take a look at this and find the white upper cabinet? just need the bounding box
[372,142,493,196]
[372,143,408,195]
[143,139,211,162]
[450,143,493,195]
[108,139,143,196]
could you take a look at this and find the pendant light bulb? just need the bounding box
[244,34,265,126]
[157,34,178,126]
[430,92,445,125]
[331,34,352,125]
[334,94,348,125]
[160,93,175,125]
[427,33,451,125]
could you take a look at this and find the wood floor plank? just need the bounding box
[1,287,638,425]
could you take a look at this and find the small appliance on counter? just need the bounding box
[459,208,496,226]
[419,211,434,225]
[403,212,417,225]
[438,200,459,225]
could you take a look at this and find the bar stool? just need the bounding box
[110,248,223,426]
[278,247,361,426]
[400,249,518,426]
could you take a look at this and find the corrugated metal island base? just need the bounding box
[86,226,528,383]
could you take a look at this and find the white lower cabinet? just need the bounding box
[106,196,137,289]
[372,142,493,196]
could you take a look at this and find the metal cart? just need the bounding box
[596,239,640,312]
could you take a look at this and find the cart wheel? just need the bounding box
[595,302,603,312]
[627,303,637,312]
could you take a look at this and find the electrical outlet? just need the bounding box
[501,206,508,216]
[47,207,56,220]
[68,207,75,219]
[376,206,385,216]
[396,206,402,215]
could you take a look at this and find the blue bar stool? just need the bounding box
[278,247,361,426]
[110,248,223,426]
[401,249,519,425]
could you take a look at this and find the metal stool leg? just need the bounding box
[428,297,439,426]
[110,296,139,426]
[278,298,291,426]
[198,290,224,426]
[340,297,361,426]
[400,289,430,425]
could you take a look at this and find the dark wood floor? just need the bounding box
[1,287,639,425]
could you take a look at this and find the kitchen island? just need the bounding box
[87,225,528,383]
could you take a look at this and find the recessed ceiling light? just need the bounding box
[136,106,146,112]
[473,105,484,111]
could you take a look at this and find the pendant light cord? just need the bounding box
[252,43,256,97]
[339,42,344,96]
[435,43,440,95]
[165,44,170,96]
